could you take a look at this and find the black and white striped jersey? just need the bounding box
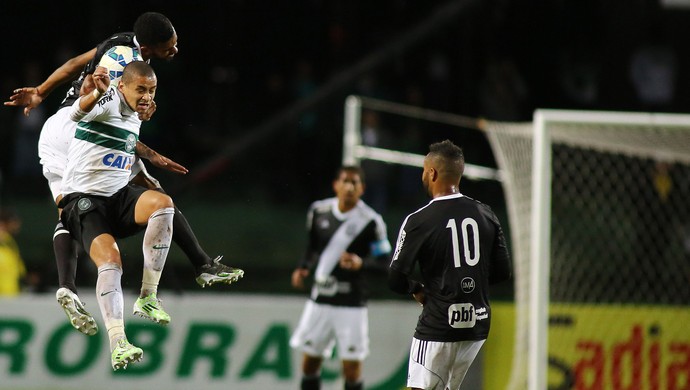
[301,197,391,307]
[389,193,511,342]
[59,32,137,109]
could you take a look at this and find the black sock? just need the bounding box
[172,207,212,272]
[54,222,78,293]
[344,381,362,390]
[301,375,321,390]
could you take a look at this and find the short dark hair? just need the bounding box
[134,12,175,46]
[429,140,464,179]
[122,61,156,83]
[335,165,365,184]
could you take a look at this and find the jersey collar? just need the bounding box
[331,197,361,221]
[133,36,143,58]
[430,193,464,203]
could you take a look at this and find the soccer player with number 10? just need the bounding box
[388,139,512,390]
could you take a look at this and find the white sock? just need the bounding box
[141,207,175,297]
[96,263,124,351]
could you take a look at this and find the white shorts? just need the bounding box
[38,107,157,202]
[289,300,369,361]
[407,337,485,390]
[38,107,73,201]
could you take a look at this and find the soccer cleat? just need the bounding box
[195,256,245,288]
[56,287,98,336]
[111,338,143,370]
[133,292,171,325]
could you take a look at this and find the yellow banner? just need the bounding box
[484,303,690,390]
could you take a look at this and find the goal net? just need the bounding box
[342,96,690,390]
[486,110,690,390]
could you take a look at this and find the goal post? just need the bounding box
[485,109,690,390]
[530,110,551,390]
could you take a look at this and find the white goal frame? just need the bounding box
[342,95,502,181]
[529,109,690,390]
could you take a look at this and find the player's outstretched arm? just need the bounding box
[4,48,96,116]
[135,141,189,175]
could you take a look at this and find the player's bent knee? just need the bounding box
[89,235,122,267]
[148,191,174,209]
[136,191,174,221]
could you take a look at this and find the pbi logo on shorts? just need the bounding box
[448,303,476,328]
[102,153,133,170]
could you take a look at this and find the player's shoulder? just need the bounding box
[459,193,490,208]
[459,194,501,223]
[102,32,135,46]
[355,200,388,230]
[310,197,335,214]
[355,200,383,219]
[400,200,435,228]
[93,32,136,64]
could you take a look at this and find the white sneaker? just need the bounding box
[56,287,98,336]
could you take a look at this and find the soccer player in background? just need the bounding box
[388,140,512,390]
[290,166,392,390]
[4,12,243,336]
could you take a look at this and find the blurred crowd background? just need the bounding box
[1,0,689,298]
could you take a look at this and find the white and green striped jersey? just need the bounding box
[61,86,141,197]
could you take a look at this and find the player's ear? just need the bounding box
[139,46,150,60]
[430,167,438,182]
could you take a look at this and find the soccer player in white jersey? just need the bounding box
[60,62,175,370]
[290,166,392,390]
[4,12,243,337]
[388,140,512,390]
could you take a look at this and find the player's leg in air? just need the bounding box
[39,107,99,336]
[128,159,245,287]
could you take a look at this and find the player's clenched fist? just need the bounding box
[92,66,110,94]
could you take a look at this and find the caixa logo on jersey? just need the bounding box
[102,153,133,170]
[101,134,136,170]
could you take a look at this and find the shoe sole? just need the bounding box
[57,294,98,336]
[133,309,170,325]
[196,271,245,288]
[112,351,143,370]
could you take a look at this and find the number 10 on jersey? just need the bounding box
[446,218,480,268]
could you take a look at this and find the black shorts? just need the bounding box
[60,184,148,254]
